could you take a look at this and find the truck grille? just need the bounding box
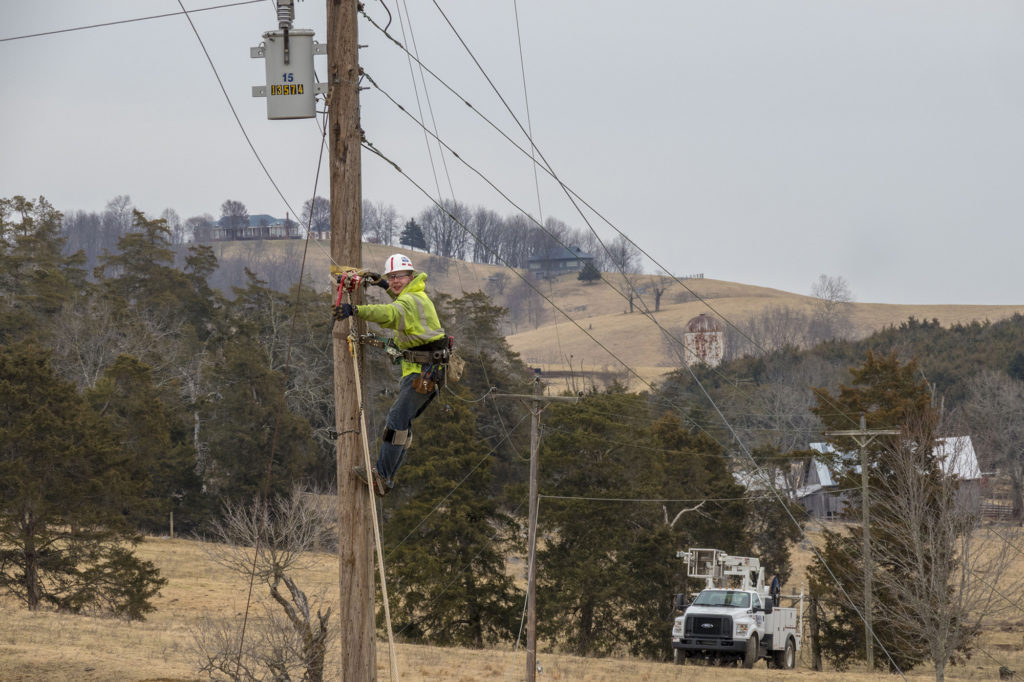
[685,614,731,638]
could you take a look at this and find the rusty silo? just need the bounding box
[683,313,724,367]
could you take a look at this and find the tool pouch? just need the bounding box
[413,375,436,394]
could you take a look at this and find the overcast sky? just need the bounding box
[3,1,1023,305]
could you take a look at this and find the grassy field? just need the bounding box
[2,533,1022,681]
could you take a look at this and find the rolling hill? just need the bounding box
[206,239,1024,388]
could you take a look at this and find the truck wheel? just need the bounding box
[772,637,796,669]
[673,649,686,665]
[742,636,758,669]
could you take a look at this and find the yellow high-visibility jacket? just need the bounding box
[356,272,445,376]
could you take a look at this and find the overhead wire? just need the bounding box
[392,0,448,204]
[507,0,576,385]
[384,1,533,492]
[359,5,872,431]
[359,135,906,675]
[384,4,766,360]
[361,8,882,489]
[362,10,912,673]
[0,0,265,42]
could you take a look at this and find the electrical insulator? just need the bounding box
[250,1,326,120]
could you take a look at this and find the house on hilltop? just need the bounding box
[527,245,595,279]
[205,214,310,241]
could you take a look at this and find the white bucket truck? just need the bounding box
[670,548,802,668]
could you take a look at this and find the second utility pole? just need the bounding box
[492,369,578,682]
[825,416,899,671]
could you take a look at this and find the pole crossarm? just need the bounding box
[825,428,901,440]
[489,393,580,403]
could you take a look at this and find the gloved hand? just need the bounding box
[365,272,390,290]
[332,303,356,321]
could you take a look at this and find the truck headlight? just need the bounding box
[736,623,749,636]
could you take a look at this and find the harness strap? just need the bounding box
[402,348,451,364]
[359,334,454,366]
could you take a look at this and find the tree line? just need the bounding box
[63,194,644,275]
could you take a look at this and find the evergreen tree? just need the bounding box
[201,335,317,504]
[0,195,86,345]
[399,219,427,251]
[438,291,533,491]
[85,355,201,533]
[382,393,522,647]
[577,260,601,284]
[0,343,166,619]
[535,391,750,658]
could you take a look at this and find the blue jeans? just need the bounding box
[375,373,436,485]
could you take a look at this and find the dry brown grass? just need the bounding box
[2,534,1023,680]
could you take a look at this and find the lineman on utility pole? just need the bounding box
[334,253,452,496]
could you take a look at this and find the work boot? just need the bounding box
[352,465,388,497]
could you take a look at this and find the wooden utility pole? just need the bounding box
[327,0,372,678]
[825,417,899,671]
[492,370,577,682]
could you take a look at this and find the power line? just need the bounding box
[361,64,906,673]
[361,135,724,447]
[381,5,536,497]
[359,6,868,436]
[356,27,869,433]
[0,0,265,43]
[422,1,777,363]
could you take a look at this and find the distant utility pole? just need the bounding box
[327,0,372,679]
[826,416,900,671]
[492,370,578,682]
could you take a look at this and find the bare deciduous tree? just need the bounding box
[220,200,249,241]
[811,274,853,312]
[870,424,1024,682]
[161,208,186,245]
[604,233,641,274]
[726,305,810,358]
[419,200,470,260]
[303,196,331,237]
[964,370,1024,522]
[810,274,854,342]
[193,485,335,681]
[470,207,503,264]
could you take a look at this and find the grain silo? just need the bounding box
[683,313,724,367]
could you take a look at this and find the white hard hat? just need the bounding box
[383,253,414,275]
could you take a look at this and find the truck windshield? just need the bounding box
[691,590,751,608]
